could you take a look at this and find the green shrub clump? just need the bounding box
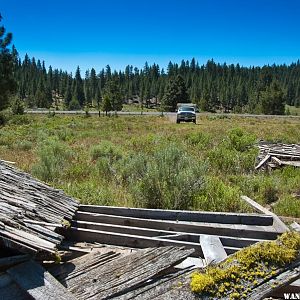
[120,143,206,210]
[32,139,73,182]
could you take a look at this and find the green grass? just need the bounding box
[1,113,300,216]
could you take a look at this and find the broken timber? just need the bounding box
[255,141,300,170]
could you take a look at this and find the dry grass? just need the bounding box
[1,114,300,216]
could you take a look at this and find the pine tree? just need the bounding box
[101,94,112,115]
[73,66,85,107]
[103,79,123,111]
[0,14,16,110]
[162,75,188,111]
[260,81,285,115]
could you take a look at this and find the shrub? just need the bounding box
[186,132,211,149]
[8,115,31,125]
[208,128,257,174]
[228,127,256,152]
[120,144,206,210]
[32,139,73,182]
[11,96,24,115]
[15,140,33,151]
[90,141,123,163]
[68,99,81,110]
[193,177,248,212]
[0,111,10,126]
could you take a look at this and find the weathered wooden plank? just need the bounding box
[73,220,267,248]
[78,205,274,226]
[280,160,300,167]
[113,268,194,300]
[0,235,37,256]
[65,227,240,257]
[65,246,194,300]
[248,264,300,299]
[200,234,227,265]
[7,260,77,300]
[269,279,300,298]
[241,195,289,233]
[255,154,271,170]
[49,251,121,285]
[75,211,279,239]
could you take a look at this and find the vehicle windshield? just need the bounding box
[178,106,195,112]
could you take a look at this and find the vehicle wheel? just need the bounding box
[176,120,180,124]
[193,120,196,124]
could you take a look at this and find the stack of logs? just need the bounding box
[255,141,300,170]
[0,160,78,259]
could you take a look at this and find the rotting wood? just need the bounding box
[255,154,271,170]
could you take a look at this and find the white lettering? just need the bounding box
[283,294,300,300]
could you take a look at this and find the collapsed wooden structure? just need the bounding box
[256,141,300,170]
[0,161,299,299]
[0,160,78,259]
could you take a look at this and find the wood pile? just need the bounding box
[0,160,78,259]
[255,141,300,170]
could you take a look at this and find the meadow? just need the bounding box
[1,113,300,217]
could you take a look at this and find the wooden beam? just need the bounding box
[255,154,271,170]
[73,220,267,248]
[78,205,274,226]
[65,227,242,257]
[75,211,279,240]
[241,195,289,233]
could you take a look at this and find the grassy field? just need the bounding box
[1,113,300,217]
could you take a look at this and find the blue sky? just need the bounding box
[1,0,300,73]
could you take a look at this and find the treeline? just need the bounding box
[1,14,300,115]
[13,55,300,114]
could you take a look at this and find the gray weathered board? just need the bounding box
[50,246,194,300]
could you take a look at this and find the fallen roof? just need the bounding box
[0,160,78,258]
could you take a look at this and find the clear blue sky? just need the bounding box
[1,0,300,73]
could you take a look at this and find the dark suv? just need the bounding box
[176,106,196,124]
